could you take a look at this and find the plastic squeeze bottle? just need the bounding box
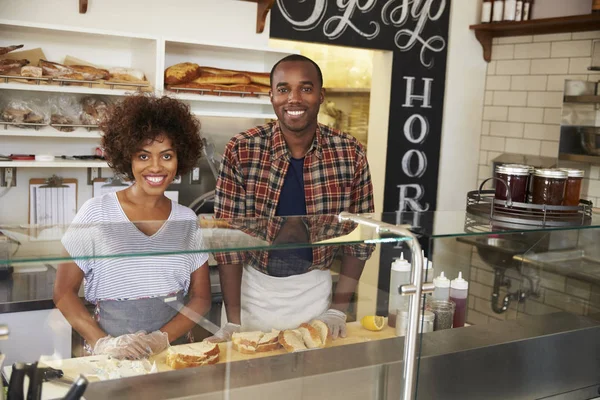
[432,271,450,301]
[388,252,411,328]
[422,250,434,283]
[450,272,469,328]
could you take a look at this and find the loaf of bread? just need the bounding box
[20,66,42,78]
[108,67,145,82]
[164,62,201,85]
[69,65,110,81]
[165,342,220,369]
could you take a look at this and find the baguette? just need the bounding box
[199,66,270,86]
[171,82,269,95]
[69,65,110,80]
[192,72,251,85]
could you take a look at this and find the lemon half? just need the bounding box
[361,315,385,331]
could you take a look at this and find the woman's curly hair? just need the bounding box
[100,94,202,180]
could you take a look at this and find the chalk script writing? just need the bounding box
[276,0,447,67]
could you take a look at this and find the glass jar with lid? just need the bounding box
[531,169,568,206]
[494,164,532,204]
[560,168,585,206]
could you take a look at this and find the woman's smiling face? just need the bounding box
[131,134,178,196]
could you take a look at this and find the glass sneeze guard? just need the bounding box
[0,213,412,266]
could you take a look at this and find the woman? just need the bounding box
[54,94,210,359]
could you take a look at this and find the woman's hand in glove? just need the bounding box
[316,309,347,339]
[135,330,170,355]
[203,322,241,343]
[92,332,151,360]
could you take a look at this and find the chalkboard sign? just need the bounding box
[270,0,451,315]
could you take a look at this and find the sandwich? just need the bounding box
[165,342,220,369]
[309,319,329,345]
[278,329,307,352]
[298,323,323,349]
[256,329,282,352]
[231,331,265,354]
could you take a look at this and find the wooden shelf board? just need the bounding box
[470,14,600,62]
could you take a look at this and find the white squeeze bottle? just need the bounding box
[422,250,434,283]
[432,271,450,301]
[450,272,469,328]
[388,252,411,328]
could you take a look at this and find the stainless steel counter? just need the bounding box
[80,312,600,400]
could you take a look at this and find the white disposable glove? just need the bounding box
[135,330,170,355]
[203,322,241,343]
[316,309,347,339]
[93,331,151,360]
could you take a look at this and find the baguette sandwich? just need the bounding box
[231,331,266,354]
[278,329,307,352]
[256,329,282,352]
[165,342,220,369]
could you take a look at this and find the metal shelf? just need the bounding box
[0,160,108,168]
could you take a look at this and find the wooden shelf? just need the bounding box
[470,14,600,62]
[239,0,275,33]
[0,82,139,96]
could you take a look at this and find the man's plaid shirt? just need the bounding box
[213,121,375,273]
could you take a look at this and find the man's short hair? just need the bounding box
[269,54,324,88]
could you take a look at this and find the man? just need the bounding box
[206,54,374,342]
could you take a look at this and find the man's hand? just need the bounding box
[316,309,347,339]
[203,322,241,343]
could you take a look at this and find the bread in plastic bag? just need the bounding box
[49,95,82,132]
[0,98,49,128]
[80,96,111,126]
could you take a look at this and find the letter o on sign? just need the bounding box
[402,150,427,178]
[403,114,429,144]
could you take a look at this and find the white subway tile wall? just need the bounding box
[471,32,600,326]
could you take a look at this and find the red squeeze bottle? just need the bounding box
[449,272,469,328]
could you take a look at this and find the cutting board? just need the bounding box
[153,321,396,371]
[2,322,397,400]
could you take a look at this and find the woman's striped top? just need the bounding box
[61,192,208,302]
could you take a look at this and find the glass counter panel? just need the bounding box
[0,214,411,265]
[414,211,600,399]
[0,215,418,400]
